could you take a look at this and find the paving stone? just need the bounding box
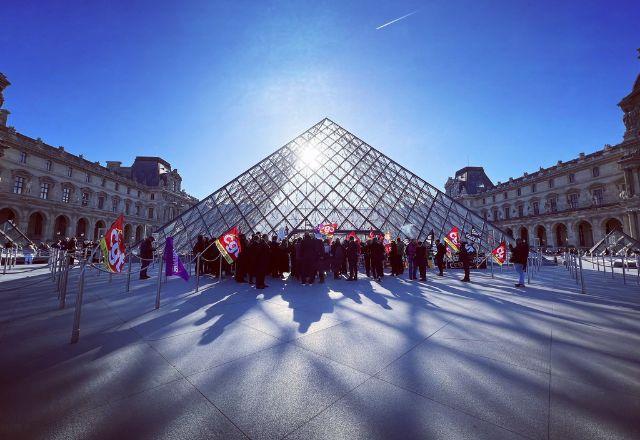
[190,343,369,440]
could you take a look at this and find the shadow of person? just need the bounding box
[282,280,335,334]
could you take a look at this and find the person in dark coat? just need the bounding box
[370,237,385,282]
[234,234,248,282]
[246,234,258,284]
[331,239,345,279]
[435,239,446,276]
[406,239,417,280]
[269,235,281,278]
[346,236,360,280]
[254,235,270,289]
[314,236,326,283]
[389,242,403,276]
[279,239,291,275]
[458,241,471,282]
[414,241,427,281]
[509,238,529,287]
[139,236,155,279]
[362,239,372,277]
[300,233,316,284]
[293,237,303,281]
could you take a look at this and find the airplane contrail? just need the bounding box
[376,10,418,30]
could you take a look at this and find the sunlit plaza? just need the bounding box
[0,260,638,439]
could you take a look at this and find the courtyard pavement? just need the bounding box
[0,262,638,439]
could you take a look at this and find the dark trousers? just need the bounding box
[256,270,266,288]
[418,263,426,280]
[436,257,445,275]
[140,259,150,278]
[348,258,358,279]
[364,257,371,276]
[462,265,470,281]
[372,260,384,279]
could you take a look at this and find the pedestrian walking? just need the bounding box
[435,239,446,276]
[459,241,471,282]
[510,238,529,287]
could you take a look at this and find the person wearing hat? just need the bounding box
[458,241,471,282]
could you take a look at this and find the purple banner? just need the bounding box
[164,236,189,281]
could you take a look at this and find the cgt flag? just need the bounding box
[444,226,461,253]
[100,214,126,273]
[164,236,189,281]
[215,226,242,265]
[491,242,507,265]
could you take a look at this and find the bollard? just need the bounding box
[2,248,7,275]
[490,252,494,279]
[195,254,201,292]
[621,254,626,285]
[218,257,222,281]
[70,261,87,344]
[578,252,585,294]
[125,257,132,293]
[155,253,163,309]
[596,254,599,272]
[59,260,69,309]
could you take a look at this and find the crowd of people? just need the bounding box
[188,232,496,288]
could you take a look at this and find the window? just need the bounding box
[568,173,575,183]
[517,188,522,196]
[482,211,487,220]
[112,198,118,212]
[592,166,600,177]
[548,197,557,212]
[45,159,52,171]
[101,178,106,187]
[493,209,499,220]
[85,173,91,183]
[549,178,555,188]
[568,193,579,209]
[503,191,508,200]
[127,187,131,195]
[503,206,510,220]
[81,192,89,206]
[98,196,105,209]
[531,183,537,193]
[136,205,141,216]
[150,193,155,200]
[125,202,131,215]
[492,195,496,203]
[592,188,604,205]
[137,190,141,197]
[532,201,539,215]
[62,187,71,203]
[39,183,49,200]
[517,205,524,217]
[19,151,27,163]
[115,182,119,191]
[482,198,486,205]
[13,176,25,194]
[147,207,154,219]
[67,167,73,177]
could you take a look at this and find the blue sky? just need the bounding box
[1,0,639,199]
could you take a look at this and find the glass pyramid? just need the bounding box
[154,118,509,254]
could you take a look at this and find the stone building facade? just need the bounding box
[0,73,198,244]
[446,55,640,250]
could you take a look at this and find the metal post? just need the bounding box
[490,252,494,279]
[2,248,7,274]
[59,259,69,309]
[125,257,132,293]
[609,253,614,279]
[70,260,86,344]
[578,252,585,294]
[596,253,599,272]
[155,252,163,309]
[218,257,222,282]
[527,257,531,284]
[195,254,201,292]
[621,253,626,285]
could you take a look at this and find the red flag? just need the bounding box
[215,226,242,264]
[100,215,126,273]
[444,226,460,253]
[491,242,507,265]
[346,231,361,243]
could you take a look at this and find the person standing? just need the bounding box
[314,235,326,283]
[346,236,360,280]
[396,238,406,274]
[331,238,345,279]
[362,239,372,277]
[254,235,270,289]
[435,239,446,276]
[371,237,385,282]
[389,242,402,276]
[406,239,417,280]
[139,236,155,279]
[300,233,316,285]
[269,235,281,278]
[458,241,471,282]
[235,233,248,282]
[414,240,427,281]
[510,238,529,287]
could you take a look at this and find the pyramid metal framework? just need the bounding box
[154,118,509,254]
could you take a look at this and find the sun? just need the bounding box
[298,141,321,169]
